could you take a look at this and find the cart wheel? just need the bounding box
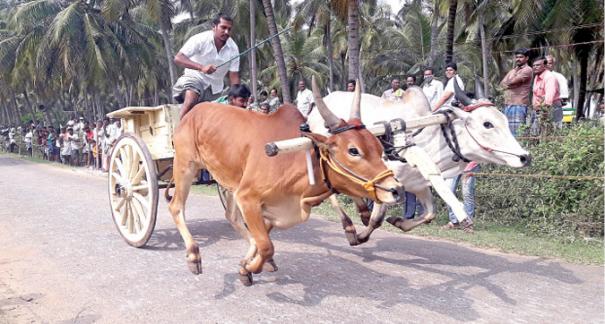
[108,134,158,247]
[217,183,229,211]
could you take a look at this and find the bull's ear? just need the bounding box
[450,107,471,120]
[305,132,328,144]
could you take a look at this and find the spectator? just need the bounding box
[499,48,533,137]
[432,62,464,111]
[545,55,569,106]
[173,14,240,120]
[295,79,314,117]
[24,126,33,156]
[268,88,281,111]
[47,127,58,162]
[442,161,480,233]
[60,127,72,165]
[381,78,403,101]
[259,102,271,114]
[422,67,444,110]
[405,75,416,88]
[530,56,562,135]
[346,80,356,92]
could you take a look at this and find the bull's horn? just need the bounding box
[349,79,362,120]
[453,77,473,106]
[474,75,486,99]
[311,76,341,130]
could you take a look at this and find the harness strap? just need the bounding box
[318,146,394,202]
[435,110,471,163]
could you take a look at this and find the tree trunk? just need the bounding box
[249,0,258,100]
[428,0,440,66]
[12,93,22,124]
[576,53,588,119]
[160,23,177,94]
[22,91,36,124]
[479,13,490,98]
[262,0,291,103]
[325,18,334,91]
[445,0,458,64]
[347,0,361,81]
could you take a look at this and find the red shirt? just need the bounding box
[532,70,560,108]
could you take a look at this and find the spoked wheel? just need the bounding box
[108,134,158,247]
[217,183,229,211]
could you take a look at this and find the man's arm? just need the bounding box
[432,90,453,112]
[174,52,216,74]
[505,68,532,88]
[229,71,240,85]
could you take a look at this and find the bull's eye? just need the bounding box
[348,147,360,156]
[483,121,494,129]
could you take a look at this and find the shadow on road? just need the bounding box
[144,219,241,251]
[140,210,584,322]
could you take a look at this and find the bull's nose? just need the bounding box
[520,154,532,166]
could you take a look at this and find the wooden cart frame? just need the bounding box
[106,104,227,247]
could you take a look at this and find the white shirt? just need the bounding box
[551,71,569,99]
[422,79,444,109]
[381,88,404,101]
[179,30,240,94]
[444,75,465,107]
[295,88,314,117]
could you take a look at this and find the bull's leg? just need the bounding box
[356,203,388,243]
[331,195,361,246]
[386,187,434,232]
[167,158,202,274]
[235,195,273,286]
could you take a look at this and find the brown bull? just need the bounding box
[168,78,402,285]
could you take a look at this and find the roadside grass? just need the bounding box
[4,151,601,265]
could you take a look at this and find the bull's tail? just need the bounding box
[164,177,174,202]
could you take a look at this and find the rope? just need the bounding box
[474,172,604,181]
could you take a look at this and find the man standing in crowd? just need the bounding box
[173,14,241,120]
[500,48,533,137]
[531,56,561,135]
[295,79,314,118]
[382,78,403,101]
[432,62,464,111]
[545,55,569,106]
[442,161,480,233]
[346,80,356,92]
[268,88,281,111]
[405,75,416,88]
[422,67,444,110]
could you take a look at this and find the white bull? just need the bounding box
[306,84,531,244]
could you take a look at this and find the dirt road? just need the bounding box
[0,155,603,323]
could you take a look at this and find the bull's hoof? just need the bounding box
[385,216,402,227]
[345,231,360,246]
[263,259,278,272]
[239,269,253,286]
[187,259,202,275]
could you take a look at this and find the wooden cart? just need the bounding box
[106,104,227,247]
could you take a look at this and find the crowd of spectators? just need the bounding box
[1,117,122,172]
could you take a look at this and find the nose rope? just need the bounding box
[318,146,394,202]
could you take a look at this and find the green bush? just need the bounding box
[474,122,604,239]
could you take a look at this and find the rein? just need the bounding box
[302,121,394,203]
